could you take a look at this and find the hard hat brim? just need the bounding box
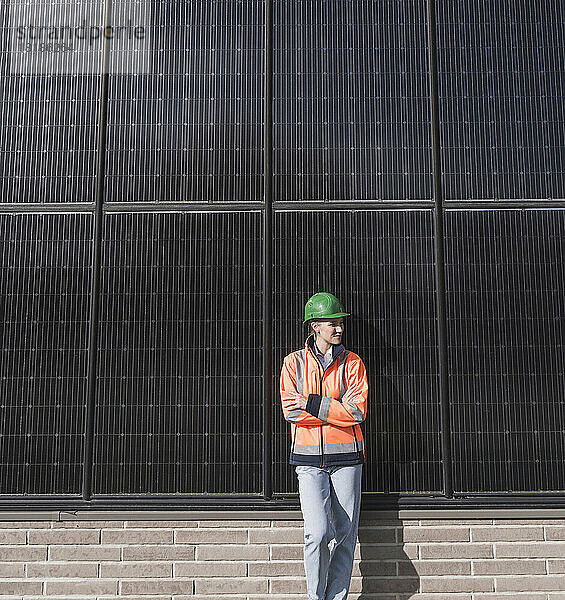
[303,311,350,325]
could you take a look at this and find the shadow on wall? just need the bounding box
[357,519,420,597]
[353,319,431,494]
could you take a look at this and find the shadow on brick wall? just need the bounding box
[357,521,420,597]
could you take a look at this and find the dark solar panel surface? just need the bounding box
[273,0,433,202]
[93,212,263,494]
[437,1,565,200]
[446,210,565,492]
[105,0,264,202]
[273,210,442,494]
[0,214,92,494]
[0,1,102,203]
[0,73,101,203]
[2,0,565,504]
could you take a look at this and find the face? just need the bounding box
[312,318,345,345]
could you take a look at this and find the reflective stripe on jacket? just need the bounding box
[280,335,369,467]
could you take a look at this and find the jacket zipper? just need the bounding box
[307,346,326,468]
[308,343,343,468]
[319,366,324,467]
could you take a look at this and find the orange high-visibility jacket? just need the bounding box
[280,335,369,466]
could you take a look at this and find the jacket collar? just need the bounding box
[305,334,345,363]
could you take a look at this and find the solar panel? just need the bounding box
[437,0,565,200]
[273,0,433,202]
[93,211,263,494]
[273,210,442,494]
[0,214,92,494]
[446,209,565,491]
[105,0,264,202]
[0,1,103,203]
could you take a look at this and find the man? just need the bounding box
[280,292,369,600]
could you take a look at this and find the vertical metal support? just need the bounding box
[263,0,273,500]
[82,0,112,500]
[427,0,453,497]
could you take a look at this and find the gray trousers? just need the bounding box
[295,464,363,600]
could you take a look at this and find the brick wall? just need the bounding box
[1,512,565,599]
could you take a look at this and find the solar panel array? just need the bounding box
[1,0,565,502]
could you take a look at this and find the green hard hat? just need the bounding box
[303,292,350,324]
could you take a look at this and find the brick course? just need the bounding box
[1,513,565,598]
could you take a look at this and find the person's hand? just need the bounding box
[284,393,308,411]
